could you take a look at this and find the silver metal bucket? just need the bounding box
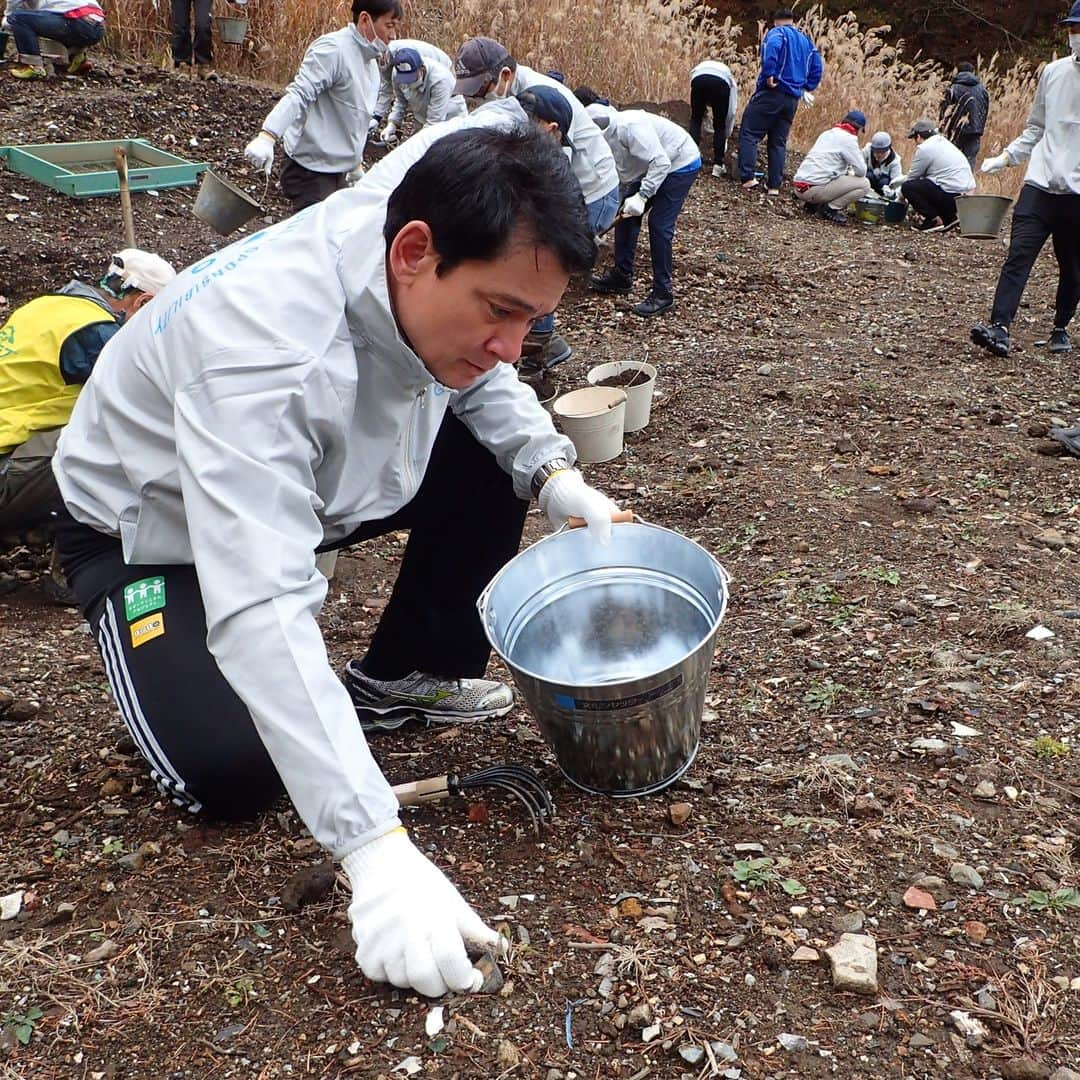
[478,521,729,796]
[956,193,1013,239]
[193,169,262,236]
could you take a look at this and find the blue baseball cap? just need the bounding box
[843,109,867,131]
[392,47,423,85]
[517,85,574,146]
[1061,0,1080,24]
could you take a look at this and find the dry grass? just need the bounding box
[101,0,1046,197]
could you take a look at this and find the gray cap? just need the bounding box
[453,37,511,97]
[908,119,937,138]
[870,131,892,150]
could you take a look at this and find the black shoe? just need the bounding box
[590,269,632,295]
[41,574,78,607]
[633,294,674,318]
[817,206,848,225]
[802,201,819,215]
[971,322,1010,358]
[918,216,946,232]
[1049,328,1073,353]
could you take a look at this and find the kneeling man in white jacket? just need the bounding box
[52,127,620,999]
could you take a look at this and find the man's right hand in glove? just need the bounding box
[981,153,1009,174]
[620,193,647,218]
[342,828,502,997]
[244,131,275,176]
[380,122,399,146]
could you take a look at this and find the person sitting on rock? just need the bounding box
[898,119,976,232]
[792,110,871,224]
[379,47,466,146]
[7,0,105,79]
[0,250,175,600]
[584,102,702,317]
[863,131,902,196]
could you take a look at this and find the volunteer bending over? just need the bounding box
[52,128,619,998]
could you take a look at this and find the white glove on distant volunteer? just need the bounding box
[244,132,275,176]
[802,90,815,107]
[539,468,621,546]
[368,116,381,134]
[343,828,502,998]
[981,153,1009,174]
[621,193,647,218]
[346,163,365,185]
[380,122,399,146]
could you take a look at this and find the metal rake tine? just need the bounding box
[461,766,555,818]
[470,777,544,836]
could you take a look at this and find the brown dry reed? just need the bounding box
[105,0,1049,198]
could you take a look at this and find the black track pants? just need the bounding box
[689,75,732,167]
[990,184,1080,331]
[54,412,529,816]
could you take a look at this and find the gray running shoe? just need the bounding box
[1048,328,1072,353]
[343,661,514,731]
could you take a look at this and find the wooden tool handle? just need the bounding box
[113,146,136,249]
[567,508,634,530]
[391,775,451,806]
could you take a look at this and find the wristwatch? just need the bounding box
[530,457,571,499]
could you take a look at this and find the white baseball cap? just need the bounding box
[106,249,177,294]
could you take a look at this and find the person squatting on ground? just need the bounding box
[0,250,175,599]
[792,109,871,225]
[898,119,975,232]
[452,35,620,370]
[52,127,626,1000]
[688,59,738,178]
[7,0,104,79]
[244,0,401,214]
[940,61,990,169]
[371,38,452,135]
[380,46,466,147]
[863,131,902,196]
[971,2,1080,360]
[584,103,702,317]
[737,6,822,194]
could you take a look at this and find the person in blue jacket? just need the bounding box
[737,7,822,194]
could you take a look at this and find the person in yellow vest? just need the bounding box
[0,250,175,589]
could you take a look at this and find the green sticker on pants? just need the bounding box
[124,576,166,621]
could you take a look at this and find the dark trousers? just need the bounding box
[280,154,348,215]
[614,165,699,301]
[170,0,212,66]
[901,177,960,224]
[0,428,63,537]
[737,87,799,189]
[8,10,103,57]
[689,75,732,167]
[990,184,1080,331]
[54,412,529,817]
[953,133,981,169]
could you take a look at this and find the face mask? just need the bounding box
[1070,33,1080,59]
[483,72,509,100]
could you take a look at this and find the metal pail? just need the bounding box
[956,193,1013,239]
[478,521,729,795]
[192,169,262,236]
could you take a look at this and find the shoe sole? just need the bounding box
[970,327,1009,357]
[590,283,631,296]
[634,305,674,318]
[355,699,515,730]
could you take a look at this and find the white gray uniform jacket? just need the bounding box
[1005,56,1080,196]
[507,66,618,204]
[689,60,739,137]
[262,24,381,174]
[904,133,975,194]
[861,144,902,186]
[793,126,866,186]
[591,106,700,198]
[53,184,575,859]
[389,58,467,128]
[374,39,452,121]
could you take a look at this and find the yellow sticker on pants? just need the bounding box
[130,612,165,648]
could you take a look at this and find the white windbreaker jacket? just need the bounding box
[53,180,575,858]
[262,24,381,174]
[793,126,867,186]
[1005,56,1080,196]
[590,106,701,198]
[374,39,453,121]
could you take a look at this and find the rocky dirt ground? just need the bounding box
[1,63,1079,1080]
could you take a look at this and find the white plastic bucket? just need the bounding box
[956,193,1012,239]
[586,360,657,432]
[553,386,627,463]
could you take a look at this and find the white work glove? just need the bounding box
[981,153,1009,174]
[368,116,381,134]
[347,163,365,185]
[244,132,275,177]
[343,829,502,998]
[539,468,621,547]
[621,193,647,218]
[380,122,398,146]
[802,90,815,107]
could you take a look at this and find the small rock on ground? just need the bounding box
[825,933,878,995]
[1001,1059,1051,1080]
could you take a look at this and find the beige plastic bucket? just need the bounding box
[956,193,1012,239]
[586,360,657,432]
[553,386,627,463]
[193,170,262,236]
[216,15,248,44]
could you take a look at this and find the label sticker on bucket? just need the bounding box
[555,673,684,712]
